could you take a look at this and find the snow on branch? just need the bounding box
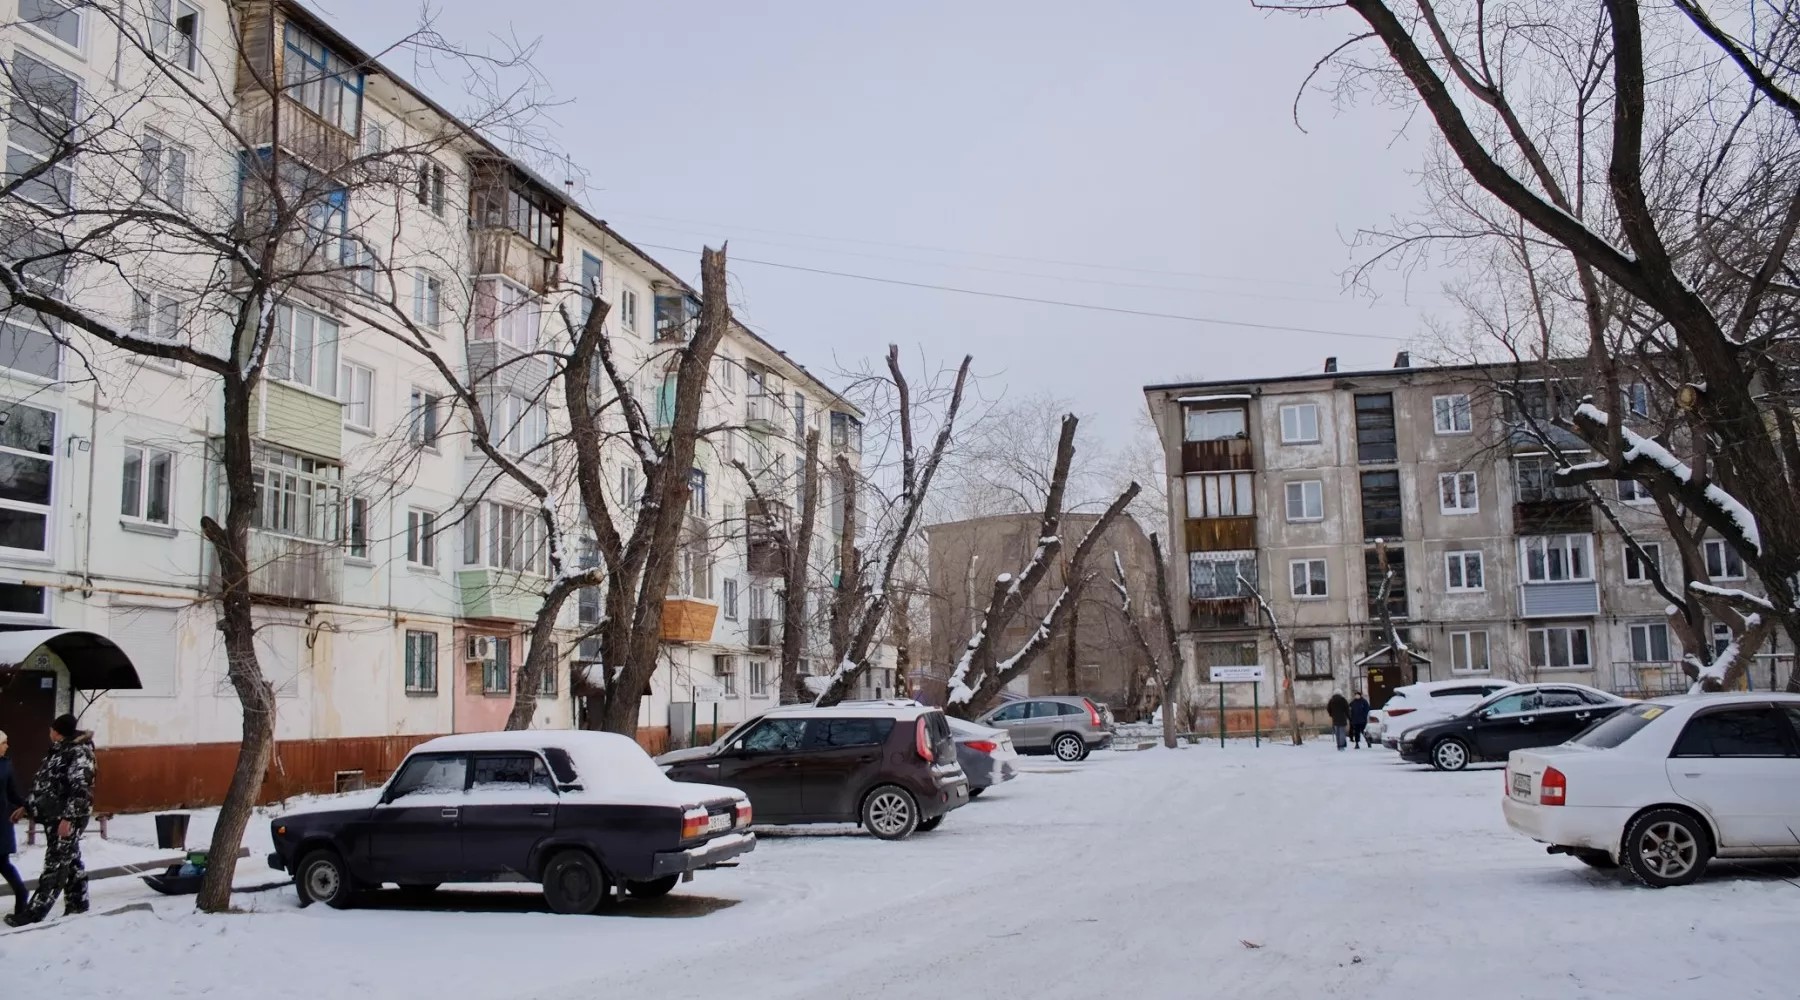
[1567,403,1762,555]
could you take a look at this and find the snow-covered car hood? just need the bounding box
[655,745,720,766]
[274,788,384,819]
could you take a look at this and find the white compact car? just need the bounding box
[1504,693,1800,887]
[1370,679,1517,747]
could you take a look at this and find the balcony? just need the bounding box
[458,569,545,621]
[1608,661,1690,697]
[1519,580,1600,618]
[661,597,719,643]
[1184,517,1256,553]
[746,533,784,576]
[655,293,700,343]
[747,617,777,650]
[1181,437,1254,474]
[258,382,343,462]
[214,530,342,604]
[746,394,786,436]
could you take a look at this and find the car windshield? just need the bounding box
[1571,703,1669,749]
[710,717,761,749]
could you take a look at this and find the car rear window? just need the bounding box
[542,747,579,784]
[1432,686,1487,698]
[1538,690,1587,709]
[1572,703,1666,749]
[1028,701,1065,719]
[812,717,896,748]
[1672,707,1796,757]
[925,711,952,745]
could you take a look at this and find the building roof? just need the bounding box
[1144,359,1502,395]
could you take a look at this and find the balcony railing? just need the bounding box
[746,393,785,435]
[1608,661,1691,697]
[748,617,777,649]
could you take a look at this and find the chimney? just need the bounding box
[1324,357,1338,373]
[1393,351,1411,369]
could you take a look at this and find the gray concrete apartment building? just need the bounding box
[1143,354,1783,723]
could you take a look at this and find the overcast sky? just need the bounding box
[327,1,1454,446]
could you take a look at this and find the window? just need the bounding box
[120,445,172,525]
[479,392,547,458]
[138,131,188,209]
[1621,382,1650,418]
[130,288,183,345]
[1431,394,1472,434]
[345,496,368,559]
[1527,625,1591,669]
[1293,638,1331,680]
[470,753,551,789]
[339,362,373,431]
[1450,631,1490,673]
[1364,548,1408,619]
[721,578,740,620]
[416,162,446,216]
[1438,471,1478,513]
[830,411,862,452]
[575,537,601,628]
[387,755,465,799]
[1516,455,1580,503]
[1617,478,1651,503]
[1672,708,1795,758]
[282,22,364,135]
[1289,558,1327,599]
[1522,534,1593,583]
[413,271,442,328]
[689,468,708,517]
[537,645,558,696]
[361,120,384,155]
[5,51,80,208]
[404,631,437,694]
[150,0,202,73]
[988,703,1029,723]
[1445,550,1484,592]
[1184,407,1246,442]
[406,509,437,567]
[579,252,603,323]
[714,654,737,696]
[1189,551,1257,600]
[620,289,639,333]
[1629,622,1672,662]
[470,164,560,251]
[814,718,896,748]
[0,317,59,382]
[1279,403,1319,444]
[1284,480,1323,522]
[1624,542,1661,583]
[793,391,807,441]
[1703,539,1745,580]
[462,502,549,575]
[481,635,512,694]
[268,304,340,395]
[21,0,83,48]
[1185,472,1254,519]
[1359,470,1402,540]
[474,277,541,349]
[1354,393,1397,463]
[1711,622,1732,659]
[250,447,340,542]
[408,388,441,448]
[617,464,639,506]
[749,660,769,697]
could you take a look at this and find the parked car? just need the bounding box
[659,702,969,840]
[976,696,1114,762]
[267,731,754,913]
[1505,693,1800,887]
[1369,679,1517,747]
[1398,683,1630,770]
[947,715,1020,796]
[656,715,764,767]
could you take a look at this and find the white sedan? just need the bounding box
[1504,692,1800,887]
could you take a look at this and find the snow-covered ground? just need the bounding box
[4,741,1795,999]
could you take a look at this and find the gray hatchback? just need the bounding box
[976,697,1114,762]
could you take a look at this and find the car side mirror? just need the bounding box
[378,787,399,805]
[1477,709,1495,720]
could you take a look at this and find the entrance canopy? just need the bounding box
[0,628,142,690]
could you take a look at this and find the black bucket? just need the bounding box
[154,813,190,850]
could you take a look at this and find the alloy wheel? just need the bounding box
[1637,821,1700,880]
[1433,740,1468,771]
[1055,736,1084,761]
[868,791,912,836]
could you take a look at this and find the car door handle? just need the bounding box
[855,756,875,763]
[1575,712,1591,721]
[705,763,720,769]
[440,808,459,818]
[530,806,551,816]
[1519,717,1535,725]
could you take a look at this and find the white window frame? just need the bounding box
[268,303,340,397]
[1185,472,1255,519]
[21,0,85,53]
[138,129,188,210]
[250,447,340,543]
[414,270,442,329]
[1184,408,1247,442]
[749,660,769,697]
[120,443,174,527]
[408,387,441,449]
[721,577,740,621]
[476,276,541,350]
[1438,471,1479,514]
[406,508,437,568]
[620,288,639,333]
[1288,558,1327,599]
[1624,541,1661,584]
[1617,478,1652,503]
[1445,550,1484,592]
[1433,394,1473,434]
[1628,622,1672,663]
[1284,480,1323,522]
[339,361,374,432]
[463,501,549,576]
[151,0,204,74]
[1278,403,1319,444]
[1703,539,1746,580]
[1449,630,1490,673]
[1521,534,1593,583]
[1527,625,1592,670]
[483,392,548,459]
[5,50,80,209]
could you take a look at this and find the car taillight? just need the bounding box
[734,800,753,828]
[1084,699,1103,728]
[1540,767,1566,806]
[915,717,934,761]
[681,807,709,839]
[966,740,997,754]
[1388,708,1416,717]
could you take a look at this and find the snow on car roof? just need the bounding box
[761,702,939,720]
[408,730,743,808]
[1639,691,1800,707]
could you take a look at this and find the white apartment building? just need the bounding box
[0,0,868,807]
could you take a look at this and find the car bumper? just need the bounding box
[1366,721,1386,741]
[1091,732,1114,749]
[1397,744,1432,764]
[923,774,971,818]
[651,831,756,878]
[267,851,285,873]
[1501,798,1629,857]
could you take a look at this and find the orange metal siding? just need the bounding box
[93,735,438,813]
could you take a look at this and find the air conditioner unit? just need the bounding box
[467,635,496,661]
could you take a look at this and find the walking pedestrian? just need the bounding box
[6,714,95,927]
[1327,692,1350,751]
[1349,692,1371,749]
[1,729,29,921]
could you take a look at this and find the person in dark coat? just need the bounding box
[1326,693,1351,751]
[1349,693,1372,749]
[7,714,95,927]
[0,728,28,921]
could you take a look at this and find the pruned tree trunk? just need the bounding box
[779,431,822,702]
[1240,575,1304,748]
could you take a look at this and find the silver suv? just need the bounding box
[975,697,1114,762]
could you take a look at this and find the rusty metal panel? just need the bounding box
[1515,499,1594,534]
[1181,438,1255,473]
[92,735,438,814]
[1185,517,1257,552]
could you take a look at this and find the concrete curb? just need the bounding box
[1,847,250,897]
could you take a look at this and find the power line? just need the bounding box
[636,242,1413,343]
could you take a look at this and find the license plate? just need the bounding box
[1511,773,1533,797]
[706,812,732,833]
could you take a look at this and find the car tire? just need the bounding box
[967,787,985,799]
[917,815,944,833]
[1571,849,1618,870]
[1430,738,1471,772]
[861,785,921,841]
[1053,733,1085,762]
[624,875,680,899]
[542,849,610,914]
[296,849,357,910]
[1622,809,1712,888]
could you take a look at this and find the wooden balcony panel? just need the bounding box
[1186,517,1257,552]
[1181,438,1255,473]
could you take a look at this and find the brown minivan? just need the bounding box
[658,702,970,840]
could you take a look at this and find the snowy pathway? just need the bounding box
[2,741,1794,999]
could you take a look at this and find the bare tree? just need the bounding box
[734,429,820,702]
[1108,538,1185,748]
[1239,575,1304,747]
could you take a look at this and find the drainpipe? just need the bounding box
[79,380,101,599]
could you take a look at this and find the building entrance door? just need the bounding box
[1364,664,1398,710]
[0,670,57,785]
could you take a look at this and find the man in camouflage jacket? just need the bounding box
[7,714,95,926]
